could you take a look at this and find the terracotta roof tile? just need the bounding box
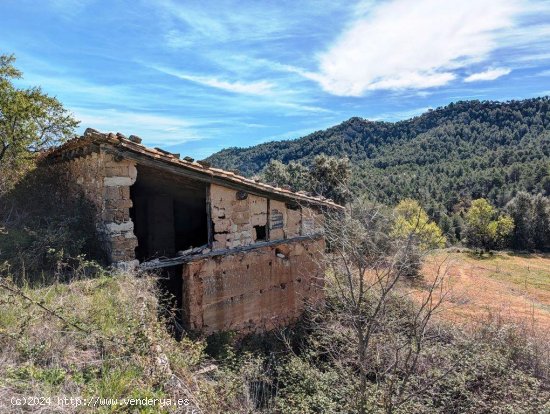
[46,129,343,209]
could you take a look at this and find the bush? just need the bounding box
[0,162,106,284]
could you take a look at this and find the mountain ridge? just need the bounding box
[206,97,550,212]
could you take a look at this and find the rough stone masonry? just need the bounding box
[46,129,341,333]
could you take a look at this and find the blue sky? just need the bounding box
[1,0,550,159]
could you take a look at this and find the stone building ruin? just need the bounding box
[45,129,341,333]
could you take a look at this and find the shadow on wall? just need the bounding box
[129,164,208,262]
[0,160,108,285]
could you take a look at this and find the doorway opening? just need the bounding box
[130,164,209,261]
[130,164,208,339]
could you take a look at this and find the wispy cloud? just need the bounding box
[153,66,275,96]
[74,107,204,146]
[148,64,332,113]
[464,67,512,82]
[4,0,550,160]
[370,106,433,121]
[303,0,523,96]
[156,0,293,45]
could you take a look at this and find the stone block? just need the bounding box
[105,187,122,200]
[232,201,249,213]
[215,207,226,218]
[251,213,267,227]
[106,221,134,235]
[128,164,137,180]
[214,233,228,243]
[104,176,133,187]
[214,219,231,233]
[121,187,130,200]
[105,165,128,177]
[232,212,250,225]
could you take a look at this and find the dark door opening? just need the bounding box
[130,164,209,262]
[130,165,208,339]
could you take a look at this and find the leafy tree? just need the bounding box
[260,155,351,205]
[438,212,457,244]
[207,98,550,215]
[506,192,550,251]
[506,192,534,249]
[261,159,290,188]
[319,199,450,413]
[451,213,464,242]
[392,199,446,249]
[309,154,351,204]
[532,194,550,250]
[465,198,514,251]
[286,161,310,191]
[0,54,78,192]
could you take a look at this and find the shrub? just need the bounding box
[0,162,106,284]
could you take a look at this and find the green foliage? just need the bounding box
[506,192,550,250]
[392,199,446,249]
[1,255,549,413]
[0,272,248,413]
[0,54,78,193]
[205,330,238,361]
[273,356,348,414]
[208,98,550,215]
[264,294,550,413]
[0,164,107,283]
[261,159,290,187]
[465,198,515,251]
[260,154,351,204]
[309,154,351,205]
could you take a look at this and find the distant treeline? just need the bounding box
[207,98,550,215]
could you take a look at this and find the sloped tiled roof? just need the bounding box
[47,128,343,209]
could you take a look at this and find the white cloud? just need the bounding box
[464,67,512,82]
[273,101,334,114]
[156,0,291,45]
[308,0,522,96]
[73,107,204,146]
[154,66,274,96]
[181,75,274,96]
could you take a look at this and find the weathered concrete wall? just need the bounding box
[182,237,325,333]
[64,150,138,267]
[211,184,268,250]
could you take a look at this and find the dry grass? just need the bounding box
[0,272,258,413]
[420,250,550,332]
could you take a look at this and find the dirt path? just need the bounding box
[420,251,550,331]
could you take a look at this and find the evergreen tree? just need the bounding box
[532,194,550,250]
[506,192,534,249]
[309,154,351,205]
[261,160,290,188]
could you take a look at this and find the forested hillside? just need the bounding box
[207,98,550,212]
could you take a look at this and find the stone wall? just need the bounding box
[211,184,268,250]
[182,237,325,333]
[210,184,325,251]
[64,150,138,267]
[269,200,304,239]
